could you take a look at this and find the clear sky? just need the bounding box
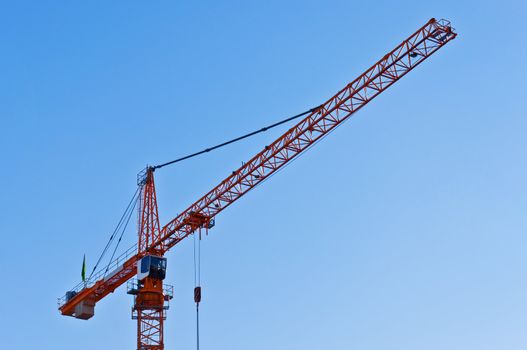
[1,1,526,349]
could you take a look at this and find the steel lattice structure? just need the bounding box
[58,18,457,350]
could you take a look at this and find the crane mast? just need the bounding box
[132,169,167,349]
[58,18,457,350]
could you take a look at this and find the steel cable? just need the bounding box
[153,105,321,170]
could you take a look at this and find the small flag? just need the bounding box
[81,254,86,282]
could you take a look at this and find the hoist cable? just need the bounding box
[193,231,202,350]
[153,105,322,170]
[196,303,200,350]
[193,233,197,286]
[197,234,201,285]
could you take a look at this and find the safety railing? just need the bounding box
[57,243,139,308]
[126,279,174,300]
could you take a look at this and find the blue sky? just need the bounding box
[1,1,526,349]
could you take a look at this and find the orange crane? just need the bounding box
[58,18,457,349]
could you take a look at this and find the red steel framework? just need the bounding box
[138,168,163,255]
[134,169,166,349]
[58,18,456,349]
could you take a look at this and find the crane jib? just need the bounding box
[154,18,456,252]
[58,18,456,319]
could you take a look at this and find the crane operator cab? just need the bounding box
[137,255,167,281]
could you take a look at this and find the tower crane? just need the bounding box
[58,18,457,349]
